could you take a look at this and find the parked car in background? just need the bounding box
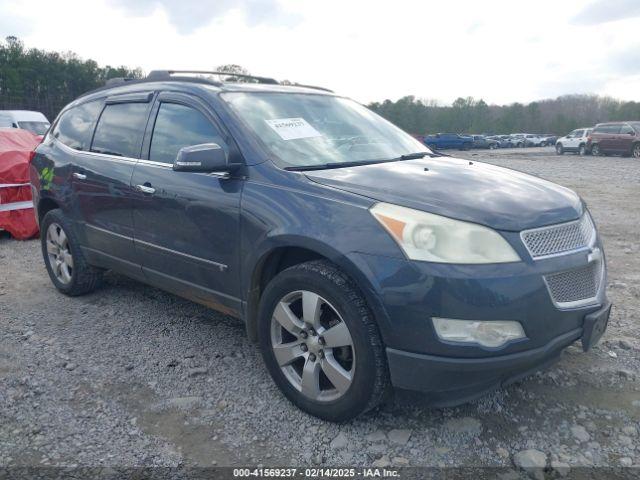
[509,134,527,148]
[0,110,50,136]
[470,135,499,149]
[490,135,515,148]
[556,128,593,156]
[587,122,640,158]
[542,134,558,146]
[29,69,611,421]
[423,133,473,150]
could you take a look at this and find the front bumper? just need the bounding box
[345,238,609,403]
[386,301,611,406]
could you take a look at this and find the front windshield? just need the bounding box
[18,121,50,135]
[221,92,428,168]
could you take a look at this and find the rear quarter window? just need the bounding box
[52,101,103,150]
[91,102,149,158]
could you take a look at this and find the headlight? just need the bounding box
[432,318,526,348]
[370,203,520,264]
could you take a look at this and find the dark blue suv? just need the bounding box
[30,71,611,421]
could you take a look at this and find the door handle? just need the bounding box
[135,184,156,194]
[72,172,87,180]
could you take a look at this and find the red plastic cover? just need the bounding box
[0,128,40,239]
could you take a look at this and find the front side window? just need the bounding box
[221,92,427,169]
[605,125,621,134]
[573,130,584,137]
[52,101,102,150]
[149,103,222,164]
[91,102,149,158]
[620,125,634,135]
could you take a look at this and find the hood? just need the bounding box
[304,157,583,231]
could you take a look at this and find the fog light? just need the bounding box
[432,318,526,348]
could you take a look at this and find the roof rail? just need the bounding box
[291,83,333,93]
[146,70,279,85]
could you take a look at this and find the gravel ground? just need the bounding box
[1,147,639,475]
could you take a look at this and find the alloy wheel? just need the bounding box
[46,223,74,284]
[633,144,640,159]
[592,144,600,156]
[270,290,355,402]
[579,145,586,156]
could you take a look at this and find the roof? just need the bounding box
[75,70,334,105]
[0,110,49,122]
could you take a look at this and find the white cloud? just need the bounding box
[5,0,640,105]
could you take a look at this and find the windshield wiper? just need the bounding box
[285,159,392,171]
[285,152,438,172]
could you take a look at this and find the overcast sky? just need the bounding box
[2,0,639,105]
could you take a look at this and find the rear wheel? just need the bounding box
[578,144,587,156]
[556,143,564,155]
[258,260,390,422]
[41,209,102,296]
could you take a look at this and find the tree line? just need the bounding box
[1,36,638,135]
[0,36,142,121]
[368,95,640,136]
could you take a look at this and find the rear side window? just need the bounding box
[91,103,149,158]
[52,101,102,150]
[149,103,222,164]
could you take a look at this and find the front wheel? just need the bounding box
[591,144,601,156]
[632,143,640,159]
[579,144,587,156]
[258,260,390,422]
[556,143,564,155]
[540,141,547,147]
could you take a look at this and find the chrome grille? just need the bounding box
[544,261,602,308]
[521,214,595,258]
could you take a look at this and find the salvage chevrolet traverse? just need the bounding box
[30,70,611,421]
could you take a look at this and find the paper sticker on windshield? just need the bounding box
[265,118,322,141]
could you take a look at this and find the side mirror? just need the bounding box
[173,143,231,174]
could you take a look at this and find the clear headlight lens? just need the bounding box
[370,203,520,264]
[433,318,526,348]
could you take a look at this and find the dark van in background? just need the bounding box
[30,71,611,421]
[588,121,640,158]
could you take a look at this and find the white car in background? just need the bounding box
[0,110,50,136]
[555,128,593,156]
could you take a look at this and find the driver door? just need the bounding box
[131,92,243,316]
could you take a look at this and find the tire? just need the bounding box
[40,209,102,296]
[591,144,601,156]
[556,143,564,155]
[540,141,547,147]
[489,143,497,150]
[632,143,640,159]
[461,142,471,151]
[578,144,587,156]
[258,260,390,422]
[518,142,524,148]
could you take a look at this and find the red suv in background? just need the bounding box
[588,121,640,158]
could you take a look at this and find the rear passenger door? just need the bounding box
[73,92,153,278]
[131,92,243,316]
[601,125,620,152]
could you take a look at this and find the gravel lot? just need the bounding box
[1,147,639,475]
